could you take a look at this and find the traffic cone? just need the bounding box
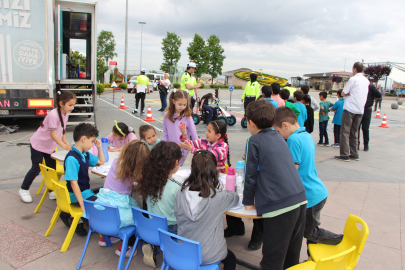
[118,97,127,109]
[379,114,389,128]
[374,108,382,118]
[144,106,156,122]
[213,92,216,99]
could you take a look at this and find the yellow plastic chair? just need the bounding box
[45,180,83,252]
[287,245,356,270]
[36,148,64,195]
[308,214,369,270]
[34,164,66,214]
[224,164,229,174]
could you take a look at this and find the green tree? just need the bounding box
[97,30,117,66]
[70,50,86,72]
[187,34,208,80]
[160,32,182,73]
[97,56,109,82]
[206,35,225,84]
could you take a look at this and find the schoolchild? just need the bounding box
[303,95,314,133]
[262,85,279,109]
[139,125,161,150]
[107,121,137,152]
[331,90,344,147]
[318,92,334,147]
[280,89,301,117]
[293,90,308,128]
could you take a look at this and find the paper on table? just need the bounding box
[229,195,244,210]
[93,166,111,175]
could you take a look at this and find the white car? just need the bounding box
[127,76,137,93]
[146,73,165,92]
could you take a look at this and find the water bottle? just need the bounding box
[101,138,110,163]
[225,167,236,192]
[235,160,245,196]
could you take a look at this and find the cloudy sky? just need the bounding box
[74,0,405,79]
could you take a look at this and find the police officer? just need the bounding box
[284,80,296,101]
[241,73,260,116]
[132,68,150,114]
[181,62,201,110]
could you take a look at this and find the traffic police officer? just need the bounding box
[181,62,201,110]
[241,73,260,115]
[132,68,150,114]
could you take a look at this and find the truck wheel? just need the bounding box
[227,115,236,126]
[217,116,228,126]
[241,117,247,128]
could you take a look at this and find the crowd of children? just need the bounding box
[20,85,347,270]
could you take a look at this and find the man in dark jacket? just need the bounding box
[358,84,382,151]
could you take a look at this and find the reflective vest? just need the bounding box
[180,71,197,96]
[242,81,260,99]
[284,86,296,96]
[136,75,149,85]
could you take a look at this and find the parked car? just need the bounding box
[127,76,137,93]
[146,73,165,92]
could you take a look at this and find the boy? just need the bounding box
[60,123,104,236]
[271,82,285,107]
[331,90,344,147]
[318,92,334,147]
[243,100,307,270]
[293,90,307,128]
[262,85,278,109]
[303,95,314,133]
[273,107,343,256]
[280,89,300,117]
[301,85,319,111]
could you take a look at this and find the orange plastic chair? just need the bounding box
[308,214,369,270]
[45,180,83,252]
[36,148,64,195]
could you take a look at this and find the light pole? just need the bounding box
[124,0,128,82]
[139,22,146,72]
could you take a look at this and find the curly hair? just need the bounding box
[137,141,182,205]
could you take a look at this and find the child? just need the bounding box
[199,92,218,123]
[107,121,137,152]
[175,151,239,270]
[318,92,334,147]
[139,125,161,149]
[301,85,319,111]
[20,91,76,203]
[243,100,307,270]
[179,120,230,173]
[273,107,343,256]
[303,95,314,133]
[280,89,300,117]
[61,123,105,236]
[293,90,307,128]
[331,90,344,148]
[97,140,149,257]
[163,90,198,165]
[262,85,279,109]
[137,141,182,267]
[270,82,285,107]
[241,73,260,116]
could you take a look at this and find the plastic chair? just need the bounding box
[158,229,220,270]
[77,200,136,270]
[44,180,83,252]
[287,245,356,270]
[308,214,369,270]
[34,164,66,214]
[124,207,168,270]
[36,148,64,195]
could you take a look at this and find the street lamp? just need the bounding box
[139,22,146,72]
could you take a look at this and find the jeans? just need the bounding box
[135,92,146,111]
[318,121,329,144]
[333,124,341,144]
[21,144,56,190]
[358,107,372,147]
[159,91,168,110]
[202,104,217,123]
[225,215,263,243]
[339,110,363,158]
[374,98,382,111]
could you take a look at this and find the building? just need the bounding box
[222,68,252,87]
[303,71,352,91]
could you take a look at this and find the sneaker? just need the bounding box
[132,109,138,114]
[364,145,369,151]
[332,143,340,148]
[247,240,262,251]
[324,143,330,147]
[141,110,145,115]
[335,155,349,162]
[75,223,88,237]
[317,143,324,147]
[48,191,56,200]
[99,236,121,246]
[19,189,32,203]
[115,245,136,258]
[158,108,164,111]
[349,155,359,161]
[142,244,157,268]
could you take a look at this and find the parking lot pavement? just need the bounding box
[0,89,404,269]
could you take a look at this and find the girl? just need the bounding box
[139,125,160,149]
[179,120,230,173]
[19,90,76,203]
[175,151,239,270]
[96,140,150,258]
[137,141,182,268]
[107,121,137,152]
[163,90,198,165]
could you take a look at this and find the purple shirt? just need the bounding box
[163,113,198,143]
[30,108,69,154]
[107,132,137,148]
[103,159,132,195]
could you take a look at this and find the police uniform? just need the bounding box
[242,81,260,115]
[134,74,149,113]
[180,71,197,109]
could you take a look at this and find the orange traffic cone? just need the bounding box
[379,113,389,128]
[118,97,127,109]
[374,108,382,118]
[144,106,156,122]
[213,92,216,99]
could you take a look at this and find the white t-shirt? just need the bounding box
[342,73,369,114]
[161,79,171,89]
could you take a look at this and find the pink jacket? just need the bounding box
[190,138,229,173]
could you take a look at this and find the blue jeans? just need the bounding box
[159,91,168,110]
[168,224,178,235]
[319,121,329,144]
[202,104,217,123]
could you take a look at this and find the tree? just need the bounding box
[206,35,225,85]
[97,30,117,66]
[70,50,86,72]
[160,32,182,73]
[187,34,208,80]
[97,56,109,82]
[364,64,392,85]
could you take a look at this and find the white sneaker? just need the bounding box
[48,191,56,200]
[99,236,121,246]
[115,245,136,258]
[19,189,32,203]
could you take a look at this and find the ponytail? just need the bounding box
[209,120,231,167]
[222,135,231,167]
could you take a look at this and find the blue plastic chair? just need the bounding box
[124,207,168,270]
[77,200,136,270]
[158,229,220,270]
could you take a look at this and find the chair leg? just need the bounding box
[35,179,45,195]
[34,188,49,214]
[61,214,82,252]
[118,236,129,270]
[124,236,139,270]
[103,235,112,247]
[45,208,61,236]
[77,228,93,269]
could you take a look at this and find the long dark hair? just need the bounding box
[41,91,76,135]
[165,90,192,123]
[209,120,231,167]
[113,122,135,137]
[137,141,182,205]
[181,151,219,198]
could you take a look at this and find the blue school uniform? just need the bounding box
[293,102,307,128]
[263,98,279,109]
[332,99,344,125]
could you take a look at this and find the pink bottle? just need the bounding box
[225,167,236,191]
[92,142,98,156]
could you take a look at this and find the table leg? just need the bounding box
[236,258,260,270]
